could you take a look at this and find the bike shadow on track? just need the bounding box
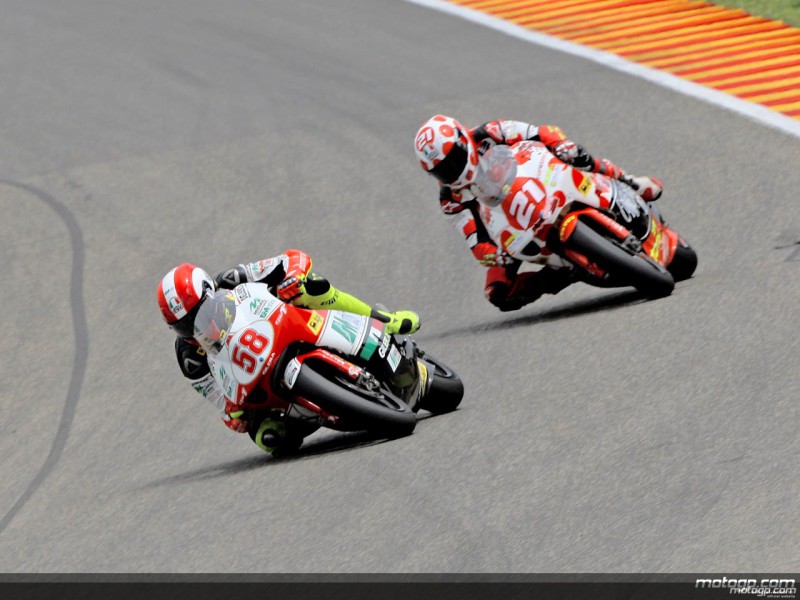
[134,414,441,490]
[417,289,648,343]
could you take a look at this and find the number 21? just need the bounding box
[507,179,545,230]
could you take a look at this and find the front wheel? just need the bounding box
[568,221,675,298]
[417,353,464,415]
[667,238,698,282]
[291,362,416,437]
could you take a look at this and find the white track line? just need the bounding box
[404,0,800,139]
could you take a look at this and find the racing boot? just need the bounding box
[621,174,663,201]
[372,309,421,335]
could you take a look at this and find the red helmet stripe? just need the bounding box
[159,268,188,322]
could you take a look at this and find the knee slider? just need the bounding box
[485,282,511,307]
[249,417,286,453]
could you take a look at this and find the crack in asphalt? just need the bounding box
[0,180,87,534]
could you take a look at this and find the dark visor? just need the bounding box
[429,142,468,185]
[172,301,202,338]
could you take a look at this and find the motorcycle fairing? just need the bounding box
[207,282,397,408]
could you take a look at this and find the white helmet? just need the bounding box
[157,263,215,337]
[414,115,480,189]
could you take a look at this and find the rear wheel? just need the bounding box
[568,221,675,298]
[417,354,464,415]
[667,238,698,282]
[292,362,416,437]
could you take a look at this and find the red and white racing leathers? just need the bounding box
[175,249,315,432]
[437,120,652,311]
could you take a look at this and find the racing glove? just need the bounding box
[276,248,313,301]
[277,274,306,302]
[553,140,579,163]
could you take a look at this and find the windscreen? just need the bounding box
[470,145,517,207]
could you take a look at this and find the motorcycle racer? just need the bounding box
[157,249,421,455]
[414,115,663,311]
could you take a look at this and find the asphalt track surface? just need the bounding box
[1,0,798,573]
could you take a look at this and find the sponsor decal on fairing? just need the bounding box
[235,286,250,301]
[307,310,324,336]
[378,332,391,359]
[318,311,369,356]
[387,345,401,372]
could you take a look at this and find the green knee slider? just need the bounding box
[254,418,287,453]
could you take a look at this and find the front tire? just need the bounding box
[417,354,464,415]
[667,238,698,282]
[292,362,416,437]
[568,221,675,298]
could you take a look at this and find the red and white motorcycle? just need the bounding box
[193,284,463,451]
[472,142,697,297]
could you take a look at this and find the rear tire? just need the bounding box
[417,354,464,415]
[667,238,698,282]
[568,221,675,298]
[292,363,416,437]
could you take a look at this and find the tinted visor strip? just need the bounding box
[430,143,468,184]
